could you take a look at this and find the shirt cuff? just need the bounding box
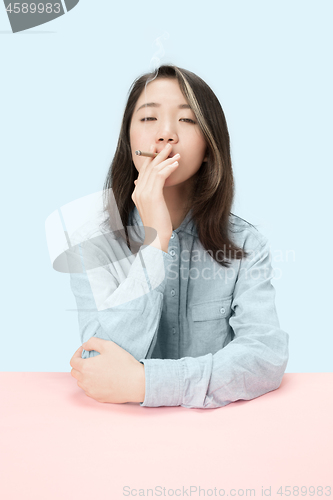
[139,354,214,408]
[138,358,185,407]
[129,245,173,293]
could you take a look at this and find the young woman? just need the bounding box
[69,64,289,409]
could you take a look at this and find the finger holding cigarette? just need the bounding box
[132,143,180,245]
[135,143,180,179]
[133,143,180,188]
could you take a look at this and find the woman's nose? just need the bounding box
[155,123,178,144]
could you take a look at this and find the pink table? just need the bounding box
[1,373,332,500]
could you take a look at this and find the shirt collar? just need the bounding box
[130,205,198,237]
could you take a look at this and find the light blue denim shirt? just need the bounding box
[69,206,289,409]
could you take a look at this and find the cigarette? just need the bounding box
[135,150,159,158]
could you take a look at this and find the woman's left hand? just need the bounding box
[70,338,145,404]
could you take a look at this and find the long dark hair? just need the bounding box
[102,64,252,267]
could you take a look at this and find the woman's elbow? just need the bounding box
[268,341,289,391]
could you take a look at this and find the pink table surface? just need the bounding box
[0,372,332,500]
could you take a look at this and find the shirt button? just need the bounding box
[172,328,176,334]
[220,307,225,314]
[170,250,176,257]
[171,289,176,297]
[170,233,175,239]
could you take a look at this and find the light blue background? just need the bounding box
[1,0,332,372]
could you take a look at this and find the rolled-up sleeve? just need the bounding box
[139,237,289,408]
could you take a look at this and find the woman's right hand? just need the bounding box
[131,143,180,252]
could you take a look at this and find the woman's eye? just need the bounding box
[140,117,197,124]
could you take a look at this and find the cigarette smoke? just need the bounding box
[148,31,170,84]
[141,32,170,142]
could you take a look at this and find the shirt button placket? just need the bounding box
[167,234,179,354]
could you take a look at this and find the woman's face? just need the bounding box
[129,78,207,188]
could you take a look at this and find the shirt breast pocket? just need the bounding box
[191,296,233,354]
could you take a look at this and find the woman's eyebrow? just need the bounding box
[136,102,191,113]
